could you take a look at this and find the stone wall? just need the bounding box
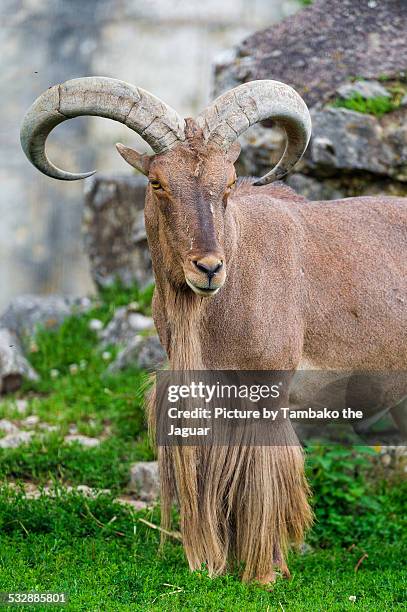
[83,174,152,289]
[0,0,300,310]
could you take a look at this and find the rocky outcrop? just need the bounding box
[214,0,407,105]
[0,295,92,341]
[129,461,160,502]
[214,0,407,200]
[0,430,35,449]
[99,304,154,348]
[99,301,166,372]
[83,174,153,289]
[336,81,391,101]
[64,434,101,448]
[0,328,38,393]
[108,335,166,373]
[0,294,95,393]
[307,107,407,180]
[375,446,407,476]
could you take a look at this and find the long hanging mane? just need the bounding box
[148,283,311,582]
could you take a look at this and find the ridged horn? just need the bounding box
[196,80,311,186]
[20,76,185,181]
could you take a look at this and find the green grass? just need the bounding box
[0,435,151,491]
[0,485,405,611]
[332,94,400,117]
[0,283,155,491]
[305,445,407,547]
[0,284,405,609]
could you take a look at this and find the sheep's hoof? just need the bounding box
[281,563,291,579]
[253,572,276,586]
[254,563,291,587]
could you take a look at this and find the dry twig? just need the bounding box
[354,553,368,573]
[138,517,182,541]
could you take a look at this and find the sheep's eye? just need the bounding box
[227,178,236,189]
[150,180,162,190]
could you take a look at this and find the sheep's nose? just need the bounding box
[193,256,223,279]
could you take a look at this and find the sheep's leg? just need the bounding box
[233,443,312,583]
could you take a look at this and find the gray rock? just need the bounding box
[336,80,390,100]
[9,483,111,499]
[286,174,345,201]
[0,430,34,448]
[214,0,407,199]
[0,295,92,341]
[0,419,19,434]
[100,305,154,348]
[21,415,39,427]
[374,445,407,473]
[83,174,153,289]
[214,0,407,107]
[64,434,100,448]
[116,496,148,510]
[129,461,160,502]
[235,122,285,180]
[380,453,392,467]
[308,107,407,180]
[108,334,166,373]
[0,328,39,393]
[89,318,104,332]
[38,422,58,432]
[238,103,407,199]
[299,542,314,555]
[14,399,28,414]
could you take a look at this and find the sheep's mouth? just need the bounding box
[185,278,221,297]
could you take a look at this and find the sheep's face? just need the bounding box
[117,123,240,297]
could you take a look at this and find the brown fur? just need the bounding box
[120,121,407,583]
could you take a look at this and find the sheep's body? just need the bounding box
[153,182,407,372]
[212,186,405,370]
[148,181,407,582]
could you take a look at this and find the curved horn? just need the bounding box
[20,77,185,181]
[196,80,311,186]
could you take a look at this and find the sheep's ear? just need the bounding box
[116,143,151,176]
[227,142,241,163]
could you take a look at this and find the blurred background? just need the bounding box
[0,0,300,311]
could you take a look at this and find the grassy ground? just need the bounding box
[0,285,154,492]
[0,487,405,611]
[0,287,405,611]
